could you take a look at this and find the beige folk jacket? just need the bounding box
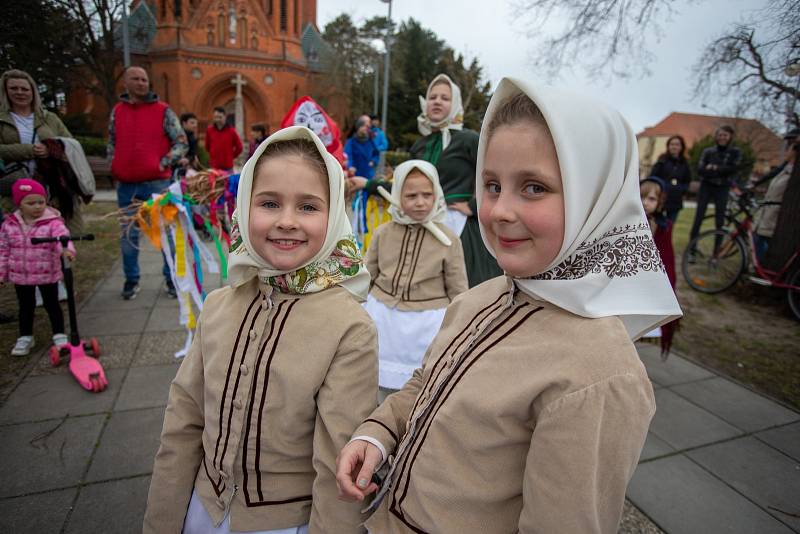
[144,278,378,533]
[366,221,468,311]
[356,276,655,534]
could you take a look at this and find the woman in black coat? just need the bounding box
[649,135,692,223]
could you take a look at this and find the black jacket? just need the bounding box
[698,144,742,186]
[650,156,692,211]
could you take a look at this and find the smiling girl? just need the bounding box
[144,127,378,534]
[363,160,468,394]
[336,78,681,533]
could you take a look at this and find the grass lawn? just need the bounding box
[670,206,800,410]
[0,200,120,401]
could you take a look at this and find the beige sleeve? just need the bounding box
[518,373,655,534]
[444,235,469,300]
[309,321,379,533]
[365,226,380,284]
[143,322,206,534]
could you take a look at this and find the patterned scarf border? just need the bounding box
[529,223,665,280]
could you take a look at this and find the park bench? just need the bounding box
[86,156,114,189]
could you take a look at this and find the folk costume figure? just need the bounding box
[640,176,680,358]
[337,78,682,534]
[280,96,345,165]
[410,73,503,287]
[144,126,378,534]
[363,159,468,391]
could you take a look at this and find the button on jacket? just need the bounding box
[144,278,378,533]
[355,276,655,534]
[366,221,468,312]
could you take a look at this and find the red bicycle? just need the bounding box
[682,189,800,320]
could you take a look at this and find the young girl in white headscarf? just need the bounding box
[336,78,681,533]
[363,160,468,394]
[144,126,378,534]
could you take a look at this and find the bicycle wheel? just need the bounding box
[682,229,746,293]
[787,268,800,321]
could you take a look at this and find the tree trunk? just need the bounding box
[765,161,800,273]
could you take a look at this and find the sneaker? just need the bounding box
[121,280,140,300]
[11,336,35,356]
[52,333,68,347]
[165,280,178,298]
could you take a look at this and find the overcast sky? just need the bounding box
[318,0,769,134]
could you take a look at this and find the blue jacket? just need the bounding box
[345,136,380,179]
[371,127,388,152]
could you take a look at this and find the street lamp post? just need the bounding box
[121,0,131,68]
[380,0,392,137]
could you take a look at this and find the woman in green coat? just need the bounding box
[408,74,501,287]
[0,69,82,232]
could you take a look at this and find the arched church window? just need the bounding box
[266,0,273,17]
[228,3,237,44]
[239,17,248,48]
[218,12,226,46]
[280,0,287,32]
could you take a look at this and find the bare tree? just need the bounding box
[509,0,681,79]
[693,0,800,132]
[49,0,126,110]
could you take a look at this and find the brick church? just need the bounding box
[67,0,338,140]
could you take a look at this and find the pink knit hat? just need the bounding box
[11,179,47,206]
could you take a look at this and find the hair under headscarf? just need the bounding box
[228,126,370,301]
[476,77,682,339]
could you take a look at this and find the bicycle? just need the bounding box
[682,189,800,321]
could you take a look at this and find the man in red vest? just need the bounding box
[108,66,187,300]
[204,106,243,171]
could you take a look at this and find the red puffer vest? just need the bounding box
[111,100,171,183]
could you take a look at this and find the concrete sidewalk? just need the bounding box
[0,247,798,533]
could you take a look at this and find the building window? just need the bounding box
[218,13,226,46]
[280,0,287,32]
[266,0,273,16]
[240,18,248,48]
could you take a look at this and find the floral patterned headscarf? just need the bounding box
[228,126,370,301]
[476,78,682,339]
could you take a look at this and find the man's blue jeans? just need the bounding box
[117,179,172,283]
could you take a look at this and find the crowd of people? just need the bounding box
[0,60,795,533]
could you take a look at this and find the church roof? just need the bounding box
[301,23,332,72]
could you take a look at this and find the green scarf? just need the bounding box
[422,131,443,166]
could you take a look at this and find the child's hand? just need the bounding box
[63,250,75,261]
[335,440,382,502]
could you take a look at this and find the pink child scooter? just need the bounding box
[31,234,107,392]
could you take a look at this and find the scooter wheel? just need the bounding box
[90,338,101,358]
[49,346,61,367]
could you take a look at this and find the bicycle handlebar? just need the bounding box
[31,234,95,245]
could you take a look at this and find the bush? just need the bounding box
[63,114,100,137]
[76,136,107,157]
[385,150,410,168]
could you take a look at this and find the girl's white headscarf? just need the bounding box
[476,78,682,339]
[379,159,451,246]
[228,126,370,301]
[417,74,464,150]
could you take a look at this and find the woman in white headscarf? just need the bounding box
[145,126,378,534]
[336,78,681,533]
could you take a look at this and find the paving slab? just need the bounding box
[114,364,180,411]
[134,331,188,366]
[627,454,795,534]
[636,345,715,387]
[86,407,165,482]
[0,415,105,498]
[671,377,800,433]
[143,304,183,332]
[30,334,141,376]
[0,369,124,424]
[0,487,76,534]
[77,308,150,335]
[687,436,800,530]
[65,475,150,534]
[756,422,800,462]
[97,273,164,293]
[640,432,676,462]
[80,289,159,311]
[649,389,742,450]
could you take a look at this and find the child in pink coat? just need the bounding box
[0,179,75,356]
